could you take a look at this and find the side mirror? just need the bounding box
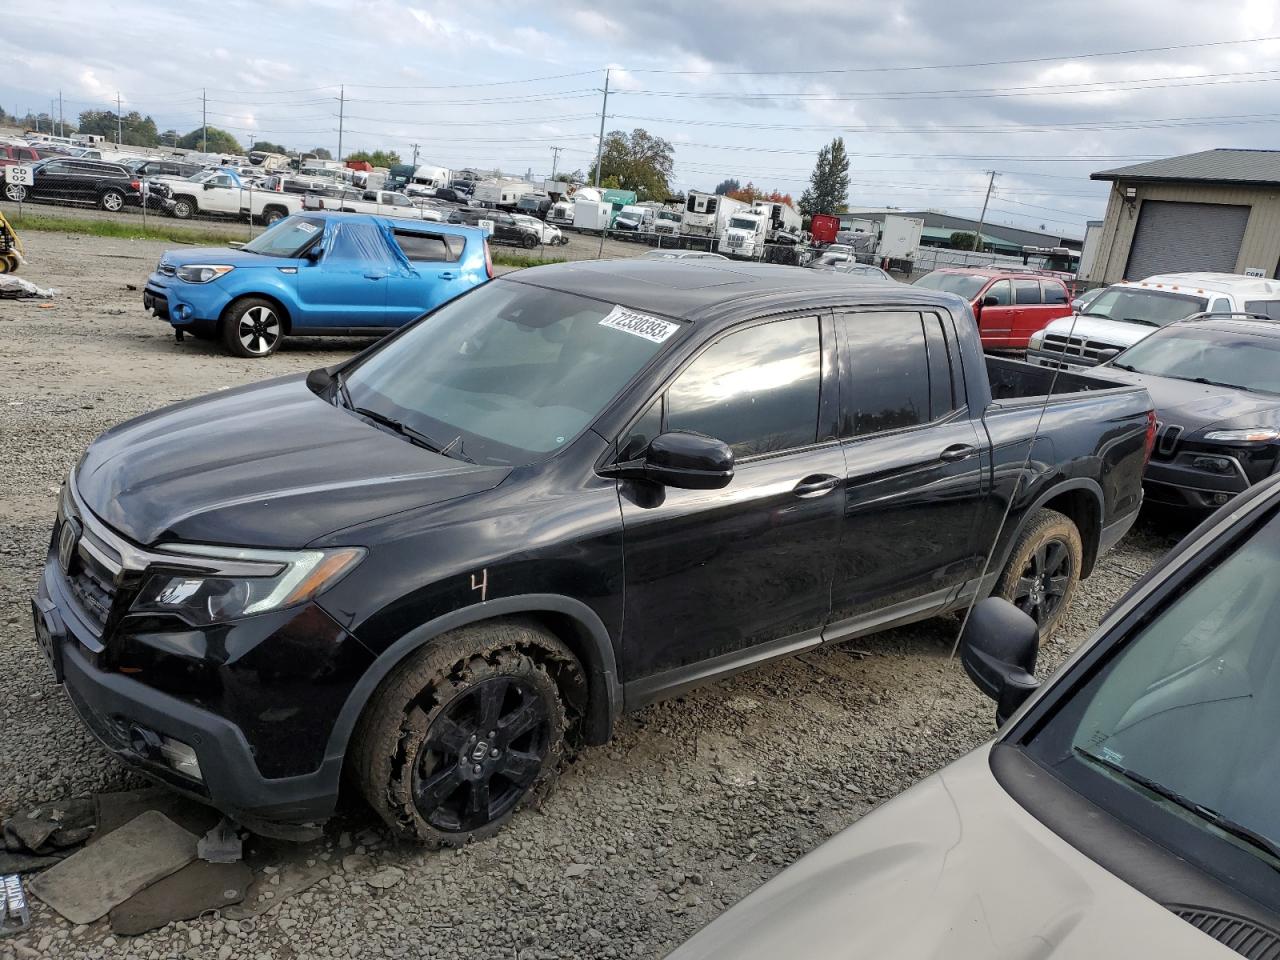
[981,295,1000,308]
[1095,348,1121,364]
[202,183,215,190]
[603,431,734,490]
[303,245,322,263]
[1070,298,1084,312]
[960,598,1040,725]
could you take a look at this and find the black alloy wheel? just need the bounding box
[1011,537,1073,628]
[412,676,552,833]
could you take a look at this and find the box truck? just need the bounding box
[681,191,750,246]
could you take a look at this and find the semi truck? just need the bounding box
[681,192,750,248]
[718,210,768,259]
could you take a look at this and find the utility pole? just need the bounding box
[116,92,123,145]
[410,143,420,168]
[336,85,345,162]
[58,90,63,138]
[593,68,610,189]
[549,145,562,183]
[201,88,207,152]
[973,170,998,254]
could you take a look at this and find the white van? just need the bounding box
[1029,272,1280,368]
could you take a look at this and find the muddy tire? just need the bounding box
[994,508,1082,640]
[351,620,582,847]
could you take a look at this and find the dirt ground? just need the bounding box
[0,229,1179,960]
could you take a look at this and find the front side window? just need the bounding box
[666,317,821,458]
[345,282,681,465]
[841,312,931,436]
[1025,510,1280,896]
[985,279,1012,306]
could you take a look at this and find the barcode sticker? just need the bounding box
[598,306,679,343]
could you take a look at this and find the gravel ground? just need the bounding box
[0,229,1181,960]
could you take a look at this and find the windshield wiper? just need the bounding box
[1121,317,1162,327]
[351,405,475,463]
[1112,363,1137,372]
[331,370,354,410]
[1190,376,1244,390]
[1075,747,1280,866]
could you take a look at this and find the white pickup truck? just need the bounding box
[302,188,444,223]
[149,168,301,225]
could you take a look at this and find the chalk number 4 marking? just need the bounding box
[471,569,488,602]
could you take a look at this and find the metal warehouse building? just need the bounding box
[1087,149,1280,284]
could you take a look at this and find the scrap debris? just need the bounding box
[0,276,58,299]
[1,875,30,936]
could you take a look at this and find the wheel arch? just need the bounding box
[327,594,622,766]
[1001,478,1105,581]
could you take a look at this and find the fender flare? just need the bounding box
[988,476,1106,587]
[323,594,622,764]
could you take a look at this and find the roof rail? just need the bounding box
[1175,311,1280,325]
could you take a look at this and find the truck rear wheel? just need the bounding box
[994,508,1082,640]
[351,620,580,847]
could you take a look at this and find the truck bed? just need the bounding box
[985,355,1130,404]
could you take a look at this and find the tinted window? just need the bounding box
[620,397,663,461]
[40,161,68,174]
[842,312,930,436]
[394,230,460,263]
[1244,300,1280,320]
[913,271,990,300]
[923,314,957,418]
[985,279,1012,306]
[1013,279,1042,305]
[1043,280,1069,304]
[1211,297,1232,314]
[666,317,821,457]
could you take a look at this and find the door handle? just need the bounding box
[439,271,457,280]
[940,443,978,462]
[364,273,386,280]
[793,475,840,498]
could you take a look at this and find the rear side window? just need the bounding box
[1043,280,1069,304]
[666,316,821,458]
[985,279,1012,306]
[394,230,462,263]
[1013,279,1042,305]
[841,312,931,436]
[1244,300,1280,320]
[923,314,958,418]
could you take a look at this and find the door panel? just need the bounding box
[385,231,464,323]
[296,222,391,326]
[619,313,842,690]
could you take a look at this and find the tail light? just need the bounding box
[483,239,494,279]
[130,180,140,191]
[1142,409,1158,465]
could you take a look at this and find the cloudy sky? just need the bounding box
[4,0,1280,239]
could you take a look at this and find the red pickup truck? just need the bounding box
[914,268,1073,350]
[0,143,40,168]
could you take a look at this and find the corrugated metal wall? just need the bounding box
[1123,200,1250,280]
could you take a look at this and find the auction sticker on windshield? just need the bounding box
[598,306,679,343]
[296,222,318,234]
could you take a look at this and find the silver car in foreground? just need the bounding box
[671,476,1280,959]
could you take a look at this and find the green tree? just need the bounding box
[713,178,740,195]
[250,140,289,155]
[309,146,332,160]
[949,231,980,251]
[78,109,158,146]
[160,129,180,146]
[177,126,242,154]
[588,128,674,201]
[345,149,400,167]
[798,136,850,217]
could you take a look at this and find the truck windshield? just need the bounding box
[241,216,325,258]
[343,281,682,466]
[1084,287,1206,326]
[1113,327,1280,394]
[1027,511,1280,882]
[913,271,990,299]
[729,217,757,230]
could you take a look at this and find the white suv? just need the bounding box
[1028,272,1280,368]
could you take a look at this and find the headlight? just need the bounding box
[1028,330,1046,350]
[175,264,235,284]
[131,544,365,626]
[1202,428,1280,442]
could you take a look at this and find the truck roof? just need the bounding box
[504,259,955,322]
[1125,273,1280,297]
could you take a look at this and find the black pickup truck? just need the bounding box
[33,261,1153,845]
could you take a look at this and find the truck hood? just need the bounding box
[75,375,511,548]
[1041,315,1159,348]
[1099,366,1280,434]
[668,746,1224,960]
[157,247,290,269]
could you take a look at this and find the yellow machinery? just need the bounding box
[0,211,21,273]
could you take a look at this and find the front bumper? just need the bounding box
[1143,451,1255,510]
[34,542,370,826]
[143,271,231,328]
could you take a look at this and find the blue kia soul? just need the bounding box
[143,212,492,358]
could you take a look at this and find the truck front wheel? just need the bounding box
[171,196,196,220]
[994,508,1082,640]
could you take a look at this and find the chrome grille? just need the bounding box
[1038,332,1119,365]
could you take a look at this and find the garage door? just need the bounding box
[1124,200,1250,280]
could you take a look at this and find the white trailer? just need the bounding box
[752,200,802,244]
[878,215,925,261]
[572,196,612,232]
[409,164,452,190]
[473,179,533,209]
[681,192,749,246]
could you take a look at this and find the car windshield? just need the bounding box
[913,272,990,299]
[1083,287,1206,326]
[342,281,683,466]
[241,216,325,257]
[810,254,849,268]
[1113,327,1280,394]
[1027,511,1280,876]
